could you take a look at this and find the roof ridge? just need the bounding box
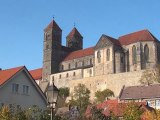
[119,29,149,39]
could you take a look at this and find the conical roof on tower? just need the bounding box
[44,20,62,31]
[67,27,83,39]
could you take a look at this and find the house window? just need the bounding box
[106,49,110,61]
[12,83,19,93]
[132,45,137,64]
[23,85,29,95]
[97,50,101,63]
[144,44,149,62]
[59,74,61,79]
[66,73,69,78]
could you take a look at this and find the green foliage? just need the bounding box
[59,87,70,98]
[68,84,90,114]
[95,89,114,103]
[123,102,144,120]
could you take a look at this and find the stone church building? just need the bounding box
[42,19,160,99]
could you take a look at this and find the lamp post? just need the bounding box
[46,83,59,120]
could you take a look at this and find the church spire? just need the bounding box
[67,27,82,39]
[66,27,83,51]
[44,19,62,32]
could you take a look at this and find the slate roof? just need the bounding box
[29,68,42,80]
[119,84,160,100]
[67,27,83,39]
[63,47,94,61]
[44,20,62,31]
[0,66,24,85]
[119,29,159,45]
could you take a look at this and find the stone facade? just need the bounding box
[42,20,160,100]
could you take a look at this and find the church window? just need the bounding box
[144,44,149,62]
[121,56,124,63]
[89,69,92,76]
[61,65,64,70]
[66,73,69,78]
[132,45,137,64]
[44,33,47,40]
[52,76,54,81]
[75,62,77,68]
[68,64,71,69]
[59,74,61,79]
[90,58,92,65]
[97,50,101,63]
[73,72,76,76]
[46,44,49,49]
[106,49,110,61]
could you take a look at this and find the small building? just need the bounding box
[0,66,47,109]
[119,84,160,109]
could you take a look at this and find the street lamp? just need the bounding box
[46,83,59,120]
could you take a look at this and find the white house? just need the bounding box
[0,66,47,109]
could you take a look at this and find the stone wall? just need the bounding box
[52,70,143,101]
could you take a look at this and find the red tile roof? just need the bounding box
[86,99,148,118]
[0,66,24,85]
[29,68,42,80]
[44,20,62,31]
[63,47,94,61]
[67,27,83,39]
[119,29,158,45]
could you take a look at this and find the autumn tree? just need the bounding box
[95,89,114,103]
[123,102,144,120]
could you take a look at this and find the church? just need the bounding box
[41,19,160,99]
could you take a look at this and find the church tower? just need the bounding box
[66,27,83,50]
[42,20,62,81]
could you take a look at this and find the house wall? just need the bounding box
[0,71,47,109]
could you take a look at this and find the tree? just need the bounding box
[123,102,144,120]
[59,87,70,98]
[95,89,114,103]
[69,84,90,114]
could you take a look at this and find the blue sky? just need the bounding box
[0,0,160,70]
